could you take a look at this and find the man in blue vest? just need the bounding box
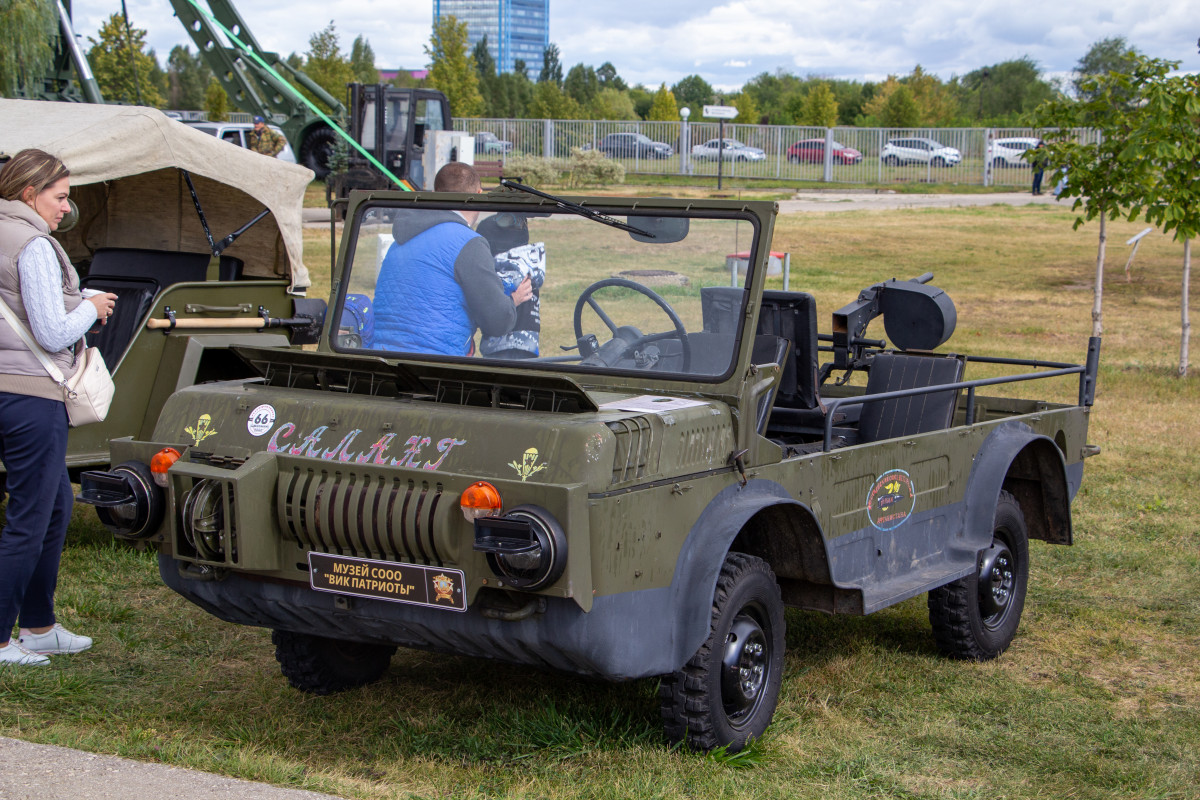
[372,163,532,355]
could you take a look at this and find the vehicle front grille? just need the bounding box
[278,466,446,565]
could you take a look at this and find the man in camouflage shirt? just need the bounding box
[248,116,285,158]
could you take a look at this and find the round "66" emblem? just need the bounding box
[247,403,276,436]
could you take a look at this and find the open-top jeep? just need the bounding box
[82,183,1099,752]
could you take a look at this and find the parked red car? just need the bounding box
[787,139,863,165]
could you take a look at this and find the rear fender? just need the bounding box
[964,421,1073,549]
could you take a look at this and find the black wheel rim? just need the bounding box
[720,605,771,728]
[977,534,1016,629]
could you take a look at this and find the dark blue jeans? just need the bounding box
[0,393,72,643]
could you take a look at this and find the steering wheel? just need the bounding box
[573,278,691,371]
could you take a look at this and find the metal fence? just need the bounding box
[454,119,1097,188]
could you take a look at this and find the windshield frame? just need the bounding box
[327,193,766,390]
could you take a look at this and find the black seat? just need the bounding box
[83,248,210,286]
[857,353,964,443]
[80,248,211,369]
[759,290,820,410]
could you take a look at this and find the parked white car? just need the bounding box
[987,137,1040,168]
[880,137,961,167]
[691,138,766,162]
[185,121,297,164]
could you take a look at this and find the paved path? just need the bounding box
[778,190,1056,214]
[0,738,346,800]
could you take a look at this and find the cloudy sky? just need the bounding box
[70,0,1200,91]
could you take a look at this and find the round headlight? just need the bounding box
[181,479,229,561]
[96,460,165,539]
[485,505,567,591]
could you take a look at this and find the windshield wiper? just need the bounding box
[500,179,655,238]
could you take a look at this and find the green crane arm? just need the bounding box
[167,0,344,121]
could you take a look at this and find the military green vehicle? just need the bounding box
[0,100,323,479]
[80,183,1100,753]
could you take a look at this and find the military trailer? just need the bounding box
[80,184,1100,752]
[0,100,323,478]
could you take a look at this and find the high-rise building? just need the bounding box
[433,0,549,77]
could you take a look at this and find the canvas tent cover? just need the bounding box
[0,100,313,291]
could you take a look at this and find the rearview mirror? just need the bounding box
[627,216,689,244]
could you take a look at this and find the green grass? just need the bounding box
[4,204,1199,799]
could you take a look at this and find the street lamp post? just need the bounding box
[680,107,692,175]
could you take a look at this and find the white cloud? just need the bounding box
[70,0,1200,94]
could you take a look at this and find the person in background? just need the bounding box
[247,116,285,158]
[0,149,116,667]
[372,162,532,355]
[1031,140,1047,196]
[476,212,544,359]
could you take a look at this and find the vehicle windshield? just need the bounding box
[335,199,760,383]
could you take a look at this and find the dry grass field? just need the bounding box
[1,203,1196,799]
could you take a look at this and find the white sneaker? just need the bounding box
[0,640,50,666]
[19,624,93,655]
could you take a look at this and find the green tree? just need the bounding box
[166,45,212,110]
[425,15,484,117]
[960,58,1057,124]
[526,79,578,119]
[1,0,57,97]
[671,74,713,112]
[87,13,164,106]
[349,35,379,84]
[628,84,653,119]
[1074,36,1140,101]
[300,22,354,113]
[538,43,562,86]
[493,70,532,118]
[204,75,229,121]
[564,63,598,109]
[591,87,635,120]
[1125,65,1200,375]
[512,59,528,80]
[646,83,678,121]
[800,82,838,127]
[473,35,499,115]
[903,65,954,125]
[880,84,919,127]
[730,91,761,125]
[742,69,806,124]
[596,61,626,92]
[1029,56,1163,339]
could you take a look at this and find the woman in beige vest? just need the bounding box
[0,149,116,667]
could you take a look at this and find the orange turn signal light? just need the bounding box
[460,481,502,521]
[150,447,181,487]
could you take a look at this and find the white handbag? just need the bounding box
[0,296,115,426]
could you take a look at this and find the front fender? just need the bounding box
[661,478,802,672]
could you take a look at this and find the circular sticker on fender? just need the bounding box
[247,403,276,436]
[866,469,915,531]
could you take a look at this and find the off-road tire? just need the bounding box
[659,553,784,753]
[928,490,1029,660]
[272,629,396,695]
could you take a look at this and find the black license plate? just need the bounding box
[308,553,466,612]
